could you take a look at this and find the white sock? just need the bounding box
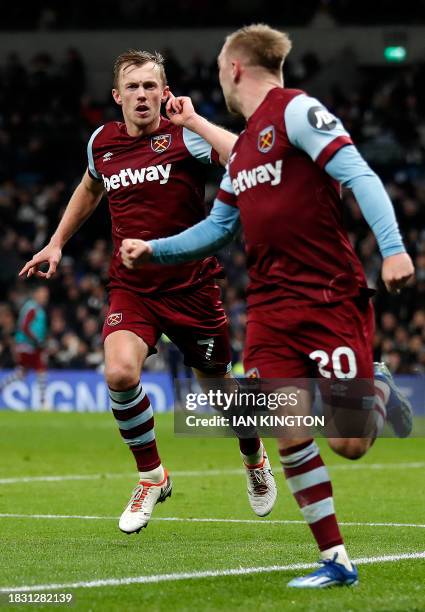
[321,544,353,571]
[375,379,390,404]
[242,442,264,466]
[139,464,165,484]
[373,381,390,436]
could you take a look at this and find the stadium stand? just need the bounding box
[2,1,425,29]
[0,34,424,374]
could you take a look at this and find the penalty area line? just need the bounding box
[0,462,424,485]
[1,551,424,593]
[1,513,425,529]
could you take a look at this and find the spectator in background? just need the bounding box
[59,48,86,114]
[0,285,49,406]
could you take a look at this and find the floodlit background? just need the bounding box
[0,1,424,408]
[0,4,424,610]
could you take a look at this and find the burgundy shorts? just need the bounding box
[244,295,375,382]
[103,283,232,375]
[15,348,46,371]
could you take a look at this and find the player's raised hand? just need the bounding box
[120,239,153,269]
[165,93,196,127]
[165,91,182,115]
[381,252,415,293]
[19,243,62,279]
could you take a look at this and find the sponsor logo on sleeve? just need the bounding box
[257,126,275,153]
[151,134,172,153]
[307,106,337,131]
[107,312,122,326]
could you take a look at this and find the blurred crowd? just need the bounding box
[0,44,424,374]
[3,1,425,29]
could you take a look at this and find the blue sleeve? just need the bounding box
[87,125,104,180]
[284,94,351,163]
[183,127,213,164]
[149,200,240,263]
[325,145,405,258]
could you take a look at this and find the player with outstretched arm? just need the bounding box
[120,28,415,586]
[19,50,277,535]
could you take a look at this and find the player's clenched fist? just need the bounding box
[381,252,415,293]
[19,243,62,279]
[120,239,153,269]
[166,93,196,127]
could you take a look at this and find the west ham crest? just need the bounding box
[257,126,275,153]
[107,312,122,326]
[151,134,172,153]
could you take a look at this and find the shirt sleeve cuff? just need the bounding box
[217,188,237,207]
[315,136,353,169]
[88,168,102,181]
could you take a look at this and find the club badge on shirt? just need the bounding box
[151,134,172,153]
[107,312,122,326]
[258,126,275,153]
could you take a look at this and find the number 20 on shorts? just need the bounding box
[309,346,358,379]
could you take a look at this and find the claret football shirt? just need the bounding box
[217,87,369,307]
[87,117,222,293]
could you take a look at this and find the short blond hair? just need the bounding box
[113,49,167,88]
[225,24,292,74]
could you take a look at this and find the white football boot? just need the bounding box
[119,471,172,534]
[243,447,277,517]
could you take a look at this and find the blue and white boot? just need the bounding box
[374,362,413,438]
[287,554,358,588]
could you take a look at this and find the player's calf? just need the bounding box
[107,378,171,534]
[194,371,277,516]
[374,362,413,438]
[327,364,412,447]
[328,437,372,461]
[280,438,355,583]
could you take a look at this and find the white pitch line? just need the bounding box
[0,469,242,485]
[0,462,424,485]
[0,514,115,520]
[1,513,424,529]
[155,518,425,529]
[1,551,424,593]
[329,461,425,471]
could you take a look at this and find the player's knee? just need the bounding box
[329,438,369,460]
[105,363,139,391]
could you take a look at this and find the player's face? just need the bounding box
[218,46,241,115]
[112,62,169,135]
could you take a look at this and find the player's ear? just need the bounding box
[112,88,122,106]
[232,60,242,84]
[161,85,170,104]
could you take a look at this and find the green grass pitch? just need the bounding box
[0,411,424,611]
